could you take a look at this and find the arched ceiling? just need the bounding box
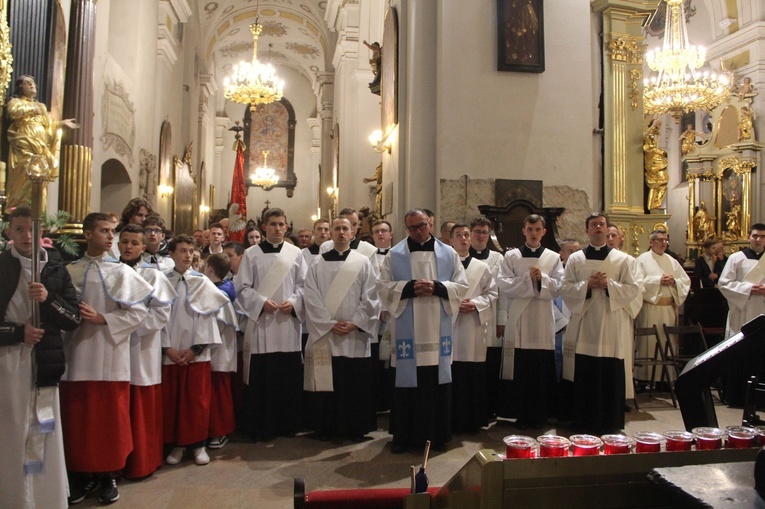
[198,0,333,92]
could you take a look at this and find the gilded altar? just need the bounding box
[684,89,762,259]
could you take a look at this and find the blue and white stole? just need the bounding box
[390,239,453,387]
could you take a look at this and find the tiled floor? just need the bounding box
[76,396,744,508]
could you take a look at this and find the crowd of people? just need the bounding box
[3,195,765,508]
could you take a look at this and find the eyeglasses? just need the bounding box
[372,229,390,234]
[145,228,163,234]
[406,223,429,233]
[471,230,490,236]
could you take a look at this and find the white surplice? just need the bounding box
[719,251,765,337]
[130,265,176,386]
[560,248,640,381]
[234,242,307,359]
[376,241,468,369]
[634,250,691,379]
[64,254,152,382]
[452,257,497,363]
[162,269,227,364]
[497,248,562,379]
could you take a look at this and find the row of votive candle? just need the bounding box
[504,426,762,459]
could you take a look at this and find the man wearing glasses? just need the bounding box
[468,217,507,419]
[634,230,690,384]
[141,215,175,271]
[377,209,468,453]
[560,213,640,435]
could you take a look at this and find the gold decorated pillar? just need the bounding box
[58,0,97,232]
[592,0,667,255]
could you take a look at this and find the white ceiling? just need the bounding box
[198,0,333,91]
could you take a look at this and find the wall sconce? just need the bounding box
[327,186,338,197]
[200,204,210,214]
[368,129,391,154]
[159,184,174,198]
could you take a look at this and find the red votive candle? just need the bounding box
[692,427,725,450]
[755,426,765,447]
[725,427,757,449]
[664,430,693,451]
[570,435,602,456]
[633,432,663,453]
[602,434,634,455]
[504,435,538,459]
[537,435,570,458]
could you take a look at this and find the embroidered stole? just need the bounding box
[390,240,453,388]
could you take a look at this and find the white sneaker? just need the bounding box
[166,447,185,465]
[193,447,210,465]
[208,435,229,449]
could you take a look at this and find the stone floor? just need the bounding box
[76,396,744,508]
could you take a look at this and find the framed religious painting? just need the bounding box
[497,0,545,73]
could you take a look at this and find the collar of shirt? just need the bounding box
[308,243,321,255]
[470,246,489,259]
[460,255,472,269]
[521,244,544,258]
[260,241,284,253]
[377,248,390,255]
[322,248,351,262]
[407,235,435,252]
[744,248,764,260]
[585,244,611,261]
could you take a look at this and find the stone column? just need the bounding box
[591,0,667,255]
[58,0,97,232]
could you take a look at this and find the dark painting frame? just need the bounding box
[497,0,545,73]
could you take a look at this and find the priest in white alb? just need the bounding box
[498,214,563,428]
[634,229,690,381]
[377,209,468,454]
[560,213,640,435]
[719,223,765,404]
[304,217,381,441]
[449,224,497,434]
[234,208,307,440]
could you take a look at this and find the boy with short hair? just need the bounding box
[117,224,177,479]
[204,253,239,449]
[62,212,152,504]
[163,235,229,466]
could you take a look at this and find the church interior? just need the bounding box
[2,0,765,508]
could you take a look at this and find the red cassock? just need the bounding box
[162,362,212,446]
[122,384,163,479]
[60,381,132,473]
[209,371,236,437]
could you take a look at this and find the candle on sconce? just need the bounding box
[0,161,6,190]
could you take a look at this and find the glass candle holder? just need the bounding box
[755,426,765,447]
[570,434,602,456]
[537,435,570,458]
[602,434,634,455]
[664,430,694,451]
[633,432,663,453]
[725,426,757,449]
[504,435,538,459]
[692,427,725,450]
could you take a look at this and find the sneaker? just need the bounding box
[193,447,210,465]
[98,475,120,504]
[68,477,98,505]
[166,447,185,465]
[208,435,229,449]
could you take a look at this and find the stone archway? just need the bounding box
[100,158,132,215]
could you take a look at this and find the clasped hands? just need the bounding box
[332,321,358,335]
[165,348,197,365]
[660,274,676,287]
[263,299,294,314]
[751,283,765,296]
[413,279,436,297]
[587,271,608,290]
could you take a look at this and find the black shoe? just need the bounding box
[68,477,98,505]
[391,442,407,454]
[98,475,120,504]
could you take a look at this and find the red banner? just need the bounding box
[228,139,247,243]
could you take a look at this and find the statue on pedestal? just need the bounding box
[362,162,383,216]
[693,200,715,241]
[5,75,78,209]
[643,119,669,210]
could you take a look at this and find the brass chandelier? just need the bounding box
[643,0,731,123]
[223,5,284,111]
[250,150,279,189]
